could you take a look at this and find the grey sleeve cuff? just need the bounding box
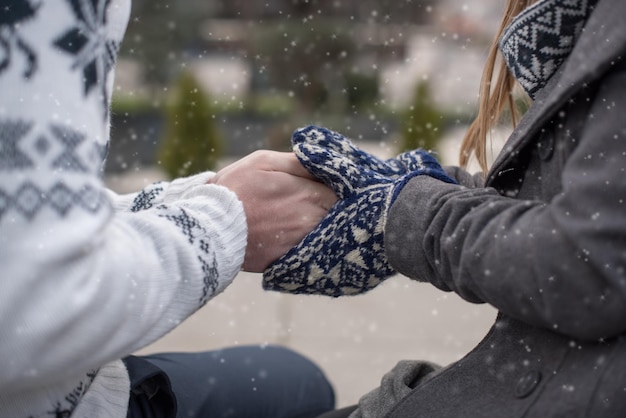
[384,175,446,282]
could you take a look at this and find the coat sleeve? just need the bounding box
[0,1,247,394]
[385,63,626,342]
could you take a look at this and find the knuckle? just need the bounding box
[251,149,275,163]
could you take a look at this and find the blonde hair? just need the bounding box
[459,0,538,172]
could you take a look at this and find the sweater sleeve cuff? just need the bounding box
[163,171,216,204]
[175,183,247,294]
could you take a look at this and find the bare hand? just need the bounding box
[208,150,337,272]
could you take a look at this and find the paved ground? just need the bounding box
[134,272,497,408]
[107,135,501,408]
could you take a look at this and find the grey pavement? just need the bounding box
[134,272,497,408]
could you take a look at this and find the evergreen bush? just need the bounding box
[399,81,443,154]
[158,71,223,178]
[345,71,379,110]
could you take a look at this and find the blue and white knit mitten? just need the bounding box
[262,126,456,297]
[287,125,442,178]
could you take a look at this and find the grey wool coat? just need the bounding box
[380,0,626,416]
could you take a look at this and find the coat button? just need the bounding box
[515,370,542,399]
[537,128,555,161]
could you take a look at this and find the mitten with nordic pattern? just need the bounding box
[262,126,456,297]
[290,125,449,179]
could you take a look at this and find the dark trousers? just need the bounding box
[316,406,358,418]
[124,345,335,418]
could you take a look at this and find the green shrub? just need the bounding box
[158,71,223,178]
[345,71,379,110]
[399,81,443,154]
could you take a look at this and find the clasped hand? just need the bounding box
[208,150,338,272]
[209,126,455,296]
[263,126,457,297]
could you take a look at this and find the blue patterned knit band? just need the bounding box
[499,0,598,99]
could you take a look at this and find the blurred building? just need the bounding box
[110,0,507,172]
[380,0,505,110]
[201,0,503,110]
[118,0,504,110]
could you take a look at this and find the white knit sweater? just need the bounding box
[0,1,247,417]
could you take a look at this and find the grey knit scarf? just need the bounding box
[499,0,598,99]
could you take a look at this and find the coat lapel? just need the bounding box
[486,0,626,185]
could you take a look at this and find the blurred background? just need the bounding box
[108,0,506,408]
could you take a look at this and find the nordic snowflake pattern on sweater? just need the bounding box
[499,0,598,99]
[54,0,120,118]
[130,182,166,212]
[156,204,221,306]
[0,0,39,78]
